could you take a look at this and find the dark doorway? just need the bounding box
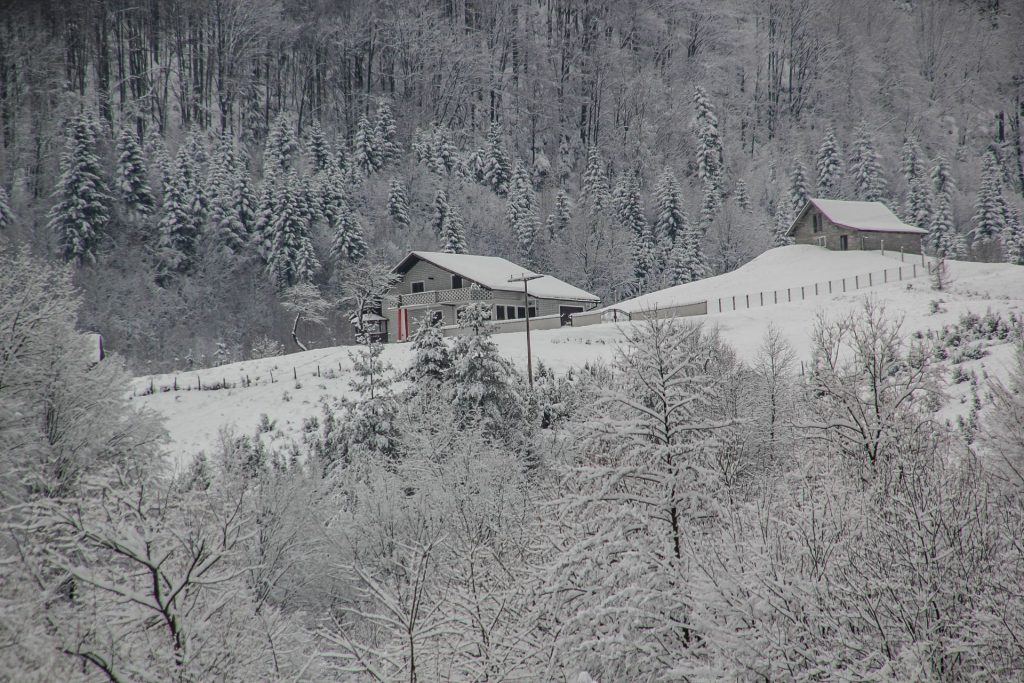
[839,235,849,251]
[559,305,585,326]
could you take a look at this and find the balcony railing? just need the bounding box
[384,287,493,309]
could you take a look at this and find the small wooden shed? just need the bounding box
[788,198,928,254]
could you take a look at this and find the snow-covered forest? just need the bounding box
[3,0,1024,680]
[0,0,1022,368]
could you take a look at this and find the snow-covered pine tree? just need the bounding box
[788,160,811,216]
[972,149,1007,245]
[928,191,963,258]
[306,120,333,173]
[207,135,250,253]
[48,112,111,265]
[771,207,794,247]
[252,175,278,261]
[616,172,647,241]
[147,135,174,194]
[353,114,381,176]
[548,189,571,239]
[346,341,403,460]
[374,100,402,167]
[264,112,298,174]
[665,235,691,285]
[157,149,201,271]
[905,177,932,229]
[0,186,14,231]
[431,187,450,237]
[327,186,368,264]
[931,156,956,196]
[441,203,468,254]
[507,163,539,260]
[411,127,429,163]
[849,121,888,202]
[1003,207,1024,265]
[630,223,658,290]
[449,300,521,437]
[900,136,926,188]
[816,126,842,197]
[734,178,751,213]
[407,318,452,391]
[430,126,456,175]
[582,146,612,216]
[654,167,688,245]
[479,120,511,195]
[265,171,319,288]
[694,86,724,224]
[387,177,411,228]
[115,128,155,218]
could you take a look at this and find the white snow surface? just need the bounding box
[132,249,1024,466]
[606,245,919,314]
[801,198,928,234]
[400,251,601,302]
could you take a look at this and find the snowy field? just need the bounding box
[131,246,1024,464]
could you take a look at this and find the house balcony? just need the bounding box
[384,287,493,309]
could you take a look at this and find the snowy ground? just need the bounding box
[131,247,1024,466]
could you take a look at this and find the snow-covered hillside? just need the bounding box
[132,247,1024,463]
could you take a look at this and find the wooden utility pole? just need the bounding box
[509,273,543,388]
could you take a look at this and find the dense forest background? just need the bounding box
[1,0,1022,371]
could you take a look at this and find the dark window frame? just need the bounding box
[411,281,425,294]
[812,213,823,233]
[495,305,506,320]
[451,274,463,289]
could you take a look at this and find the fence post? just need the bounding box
[746,294,750,308]
[843,279,847,292]
[913,264,917,277]
[787,288,791,302]
[774,291,778,304]
[801,286,805,300]
[732,295,736,310]
[760,292,764,306]
[197,375,201,390]
[829,281,833,294]
[815,283,819,296]
[868,272,872,286]
[884,270,887,283]
[293,367,297,380]
[173,376,177,391]
[855,275,859,289]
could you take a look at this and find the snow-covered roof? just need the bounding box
[788,198,928,236]
[393,251,600,302]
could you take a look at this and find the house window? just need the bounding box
[528,306,537,317]
[411,281,425,294]
[495,305,506,320]
[517,306,526,319]
[812,213,822,233]
[451,274,463,289]
[815,236,826,247]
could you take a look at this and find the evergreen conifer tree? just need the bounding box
[849,121,887,202]
[0,186,15,231]
[374,100,402,166]
[900,136,926,187]
[115,128,155,217]
[430,126,456,175]
[387,177,411,228]
[265,112,298,174]
[654,168,687,245]
[479,121,511,195]
[548,189,571,239]
[407,318,452,391]
[346,341,403,460]
[972,149,1007,244]
[265,171,319,288]
[928,192,962,258]
[582,146,612,216]
[1003,208,1024,265]
[931,156,956,196]
[734,179,751,213]
[157,149,201,271]
[449,300,521,437]
[788,160,810,216]
[694,86,724,225]
[816,126,843,197]
[431,187,449,237]
[507,163,539,259]
[905,177,932,229]
[353,114,381,175]
[306,120,333,173]
[616,173,648,241]
[631,223,658,289]
[771,208,794,247]
[208,136,251,253]
[48,113,111,265]
[327,187,368,263]
[441,203,468,254]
